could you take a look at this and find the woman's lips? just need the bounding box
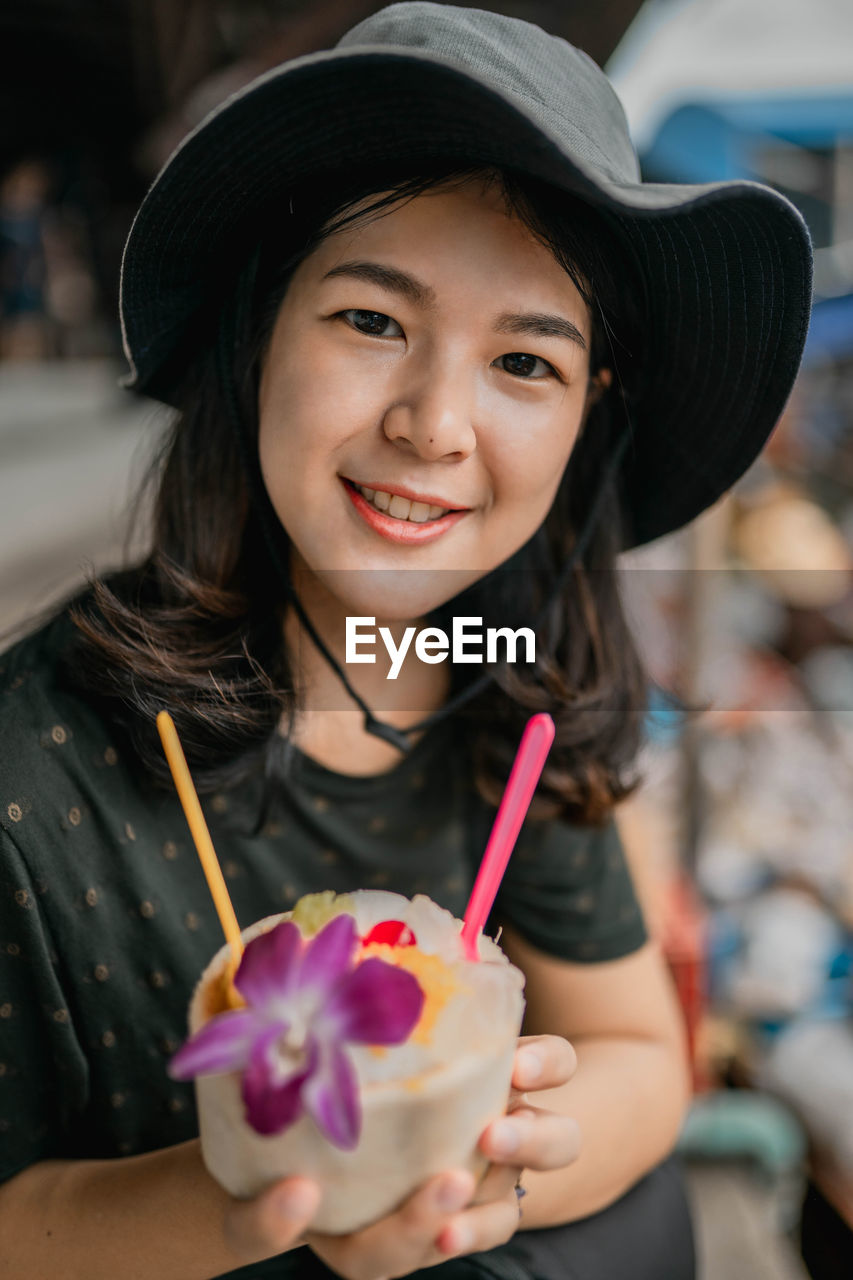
[341,478,470,545]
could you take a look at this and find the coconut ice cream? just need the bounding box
[170,890,525,1233]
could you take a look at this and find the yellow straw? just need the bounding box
[156,710,243,964]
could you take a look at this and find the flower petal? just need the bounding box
[167,1008,263,1080]
[302,1039,361,1150]
[323,957,424,1045]
[299,913,358,993]
[242,1024,314,1137]
[235,920,302,1008]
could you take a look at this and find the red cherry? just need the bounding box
[362,920,416,947]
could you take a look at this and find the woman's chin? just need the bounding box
[310,567,484,623]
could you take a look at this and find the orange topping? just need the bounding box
[202,953,246,1019]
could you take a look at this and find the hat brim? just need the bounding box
[120,48,812,547]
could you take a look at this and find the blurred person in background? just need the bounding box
[0,161,52,359]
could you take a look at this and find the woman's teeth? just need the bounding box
[357,485,449,523]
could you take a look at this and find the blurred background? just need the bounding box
[1,1,852,1275]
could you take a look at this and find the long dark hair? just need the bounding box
[69,163,648,823]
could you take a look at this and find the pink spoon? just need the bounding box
[460,712,556,960]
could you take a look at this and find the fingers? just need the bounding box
[306,1168,476,1280]
[224,1176,322,1260]
[470,1160,521,1206]
[437,1184,522,1259]
[480,1104,582,1171]
[393,1169,477,1237]
[511,1034,577,1092]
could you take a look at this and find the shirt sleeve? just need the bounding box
[0,828,89,1183]
[489,816,648,963]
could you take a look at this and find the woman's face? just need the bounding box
[258,178,604,622]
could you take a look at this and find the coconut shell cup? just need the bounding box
[187,891,526,1234]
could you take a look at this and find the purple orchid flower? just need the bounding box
[169,913,424,1149]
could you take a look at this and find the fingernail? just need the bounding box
[489,1119,520,1155]
[276,1180,318,1220]
[436,1175,472,1213]
[517,1049,542,1081]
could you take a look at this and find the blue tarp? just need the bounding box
[804,294,853,366]
[643,94,853,183]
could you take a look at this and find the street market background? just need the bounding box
[2,3,853,1277]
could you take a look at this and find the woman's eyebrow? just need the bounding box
[322,261,435,307]
[495,311,587,350]
[321,263,586,350]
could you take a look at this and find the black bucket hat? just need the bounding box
[120,0,813,548]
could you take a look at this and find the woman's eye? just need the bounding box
[342,310,403,337]
[498,352,556,379]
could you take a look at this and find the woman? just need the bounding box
[0,4,811,1278]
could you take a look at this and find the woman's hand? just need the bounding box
[305,1168,485,1280]
[221,1172,323,1262]
[463,1035,581,1239]
[481,1034,581,1169]
[302,1035,579,1279]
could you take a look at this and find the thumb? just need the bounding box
[224,1176,322,1261]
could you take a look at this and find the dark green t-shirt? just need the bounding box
[0,612,646,1270]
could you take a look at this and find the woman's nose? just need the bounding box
[381,366,478,461]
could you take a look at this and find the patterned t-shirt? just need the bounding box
[0,611,646,1274]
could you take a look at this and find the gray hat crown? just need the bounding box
[338,2,640,184]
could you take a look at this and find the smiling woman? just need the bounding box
[0,5,811,1280]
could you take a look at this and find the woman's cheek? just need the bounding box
[270,351,388,452]
[489,425,575,507]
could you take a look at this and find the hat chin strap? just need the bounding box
[216,310,629,755]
